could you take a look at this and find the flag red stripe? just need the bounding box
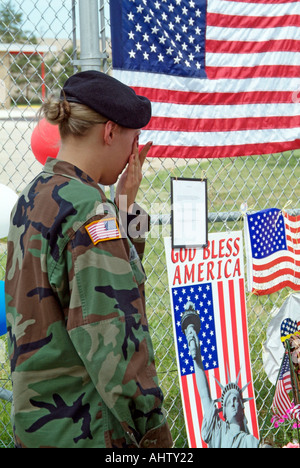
[147,140,300,159]
[206,39,300,54]
[192,373,207,449]
[181,375,197,448]
[206,65,300,80]
[287,245,300,255]
[133,87,295,106]
[217,282,230,378]
[272,380,292,416]
[255,281,300,295]
[286,232,300,245]
[286,229,300,238]
[253,257,300,271]
[253,268,300,282]
[146,115,300,133]
[207,12,300,29]
[239,278,260,439]
[286,225,300,234]
[285,213,300,222]
[239,279,251,392]
[253,269,300,287]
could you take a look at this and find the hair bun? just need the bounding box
[61,98,71,121]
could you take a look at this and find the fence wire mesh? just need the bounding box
[0,0,299,448]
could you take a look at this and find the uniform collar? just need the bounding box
[43,157,99,188]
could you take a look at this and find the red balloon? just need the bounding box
[31,118,61,165]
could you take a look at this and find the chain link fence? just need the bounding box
[0,0,299,448]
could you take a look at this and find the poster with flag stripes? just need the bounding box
[110,0,300,159]
[164,232,259,447]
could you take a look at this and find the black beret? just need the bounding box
[61,70,152,129]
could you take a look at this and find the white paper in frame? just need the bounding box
[171,177,208,249]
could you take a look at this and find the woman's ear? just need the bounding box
[103,121,119,145]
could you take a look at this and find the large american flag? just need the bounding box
[165,234,259,447]
[110,0,300,159]
[245,208,300,295]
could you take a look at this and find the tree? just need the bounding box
[45,45,79,92]
[0,0,35,43]
[0,0,41,105]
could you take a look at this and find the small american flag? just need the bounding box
[245,208,300,295]
[290,404,300,426]
[271,352,292,422]
[85,218,121,245]
[271,318,297,423]
[110,0,300,159]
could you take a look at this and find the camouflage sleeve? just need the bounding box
[118,201,150,261]
[53,212,172,448]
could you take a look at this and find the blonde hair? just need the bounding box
[40,94,108,139]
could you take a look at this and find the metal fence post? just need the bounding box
[77,0,113,198]
[77,0,102,71]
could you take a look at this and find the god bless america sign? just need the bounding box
[164,232,259,448]
[171,235,242,286]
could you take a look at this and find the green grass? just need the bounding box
[138,149,300,214]
[0,402,13,448]
[0,149,299,448]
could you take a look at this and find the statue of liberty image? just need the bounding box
[181,302,259,448]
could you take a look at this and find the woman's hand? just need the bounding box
[115,138,152,212]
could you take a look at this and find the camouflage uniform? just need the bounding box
[5,158,172,449]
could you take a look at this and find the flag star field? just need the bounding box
[172,283,219,376]
[114,0,207,78]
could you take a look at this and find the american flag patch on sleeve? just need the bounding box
[85,218,122,245]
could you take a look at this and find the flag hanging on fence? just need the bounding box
[263,294,300,385]
[271,319,300,424]
[271,352,293,423]
[263,295,300,426]
[110,0,300,159]
[164,232,259,448]
[245,208,300,295]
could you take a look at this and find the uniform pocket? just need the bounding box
[129,244,147,286]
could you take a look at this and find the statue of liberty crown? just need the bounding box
[214,367,253,412]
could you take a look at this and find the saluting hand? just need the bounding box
[115,137,152,212]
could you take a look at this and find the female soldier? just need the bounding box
[5,71,173,449]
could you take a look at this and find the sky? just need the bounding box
[9,0,111,41]
[13,0,75,39]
